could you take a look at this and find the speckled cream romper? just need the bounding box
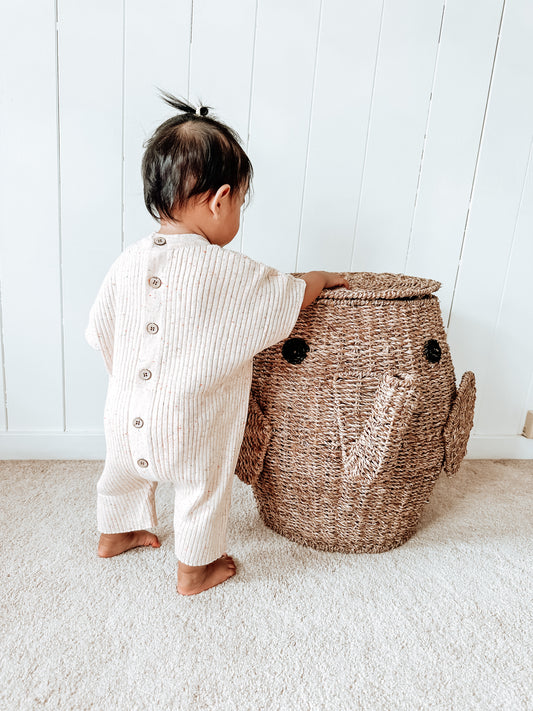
[85,232,306,566]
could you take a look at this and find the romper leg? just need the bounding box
[97,456,158,534]
[173,464,235,567]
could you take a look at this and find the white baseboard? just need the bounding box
[463,435,533,459]
[1,432,532,460]
[0,432,108,460]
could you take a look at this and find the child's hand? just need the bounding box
[300,271,350,309]
[321,272,350,290]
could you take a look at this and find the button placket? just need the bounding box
[129,243,168,478]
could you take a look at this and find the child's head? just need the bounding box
[142,90,253,246]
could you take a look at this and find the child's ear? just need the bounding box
[208,184,231,215]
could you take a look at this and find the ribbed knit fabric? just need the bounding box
[85,232,306,565]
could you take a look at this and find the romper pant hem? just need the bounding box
[174,540,227,567]
[97,487,158,534]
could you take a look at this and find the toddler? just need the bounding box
[85,90,349,595]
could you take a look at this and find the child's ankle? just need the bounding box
[178,561,207,574]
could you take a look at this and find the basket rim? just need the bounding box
[292,271,441,300]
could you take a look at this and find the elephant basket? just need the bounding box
[235,272,476,553]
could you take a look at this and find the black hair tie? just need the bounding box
[196,106,209,117]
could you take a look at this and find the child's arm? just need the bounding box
[300,271,350,309]
[84,261,118,376]
[215,252,350,361]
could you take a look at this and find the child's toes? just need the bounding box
[135,530,160,549]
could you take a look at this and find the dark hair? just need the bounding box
[141,89,253,221]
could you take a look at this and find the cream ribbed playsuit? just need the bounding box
[85,232,306,565]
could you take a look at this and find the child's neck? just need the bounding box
[157,217,202,236]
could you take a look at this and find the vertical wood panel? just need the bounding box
[351,0,444,273]
[447,0,533,435]
[123,0,192,247]
[405,0,504,325]
[59,1,124,431]
[473,140,533,435]
[0,0,62,431]
[298,0,383,272]
[243,0,322,272]
[525,367,533,436]
[477,138,533,435]
[0,296,5,431]
[0,46,6,430]
[189,0,257,253]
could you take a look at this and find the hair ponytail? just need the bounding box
[157,88,210,118]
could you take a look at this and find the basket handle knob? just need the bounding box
[235,393,272,485]
[342,372,421,485]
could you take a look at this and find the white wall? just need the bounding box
[1,0,532,459]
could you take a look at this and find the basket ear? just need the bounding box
[235,393,272,485]
[442,371,476,477]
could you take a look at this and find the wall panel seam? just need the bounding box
[446,0,506,330]
[246,0,260,154]
[404,2,446,275]
[503,132,533,432]
[55,0,66,432]
[240,0,260,256]
[0,285,7,429]
[349,0,385,271]
[188,0,195,101]
[496,132,533,331]
[121,0,126,251]
[523,367,533,433]
[295,0,324,273]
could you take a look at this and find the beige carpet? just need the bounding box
[1,459,532,710]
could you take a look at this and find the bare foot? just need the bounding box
[177,554,237,596]
[97,530,161,558]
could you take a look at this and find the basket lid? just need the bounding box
[293,272,441,300]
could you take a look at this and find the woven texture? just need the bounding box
[235,272,476,553]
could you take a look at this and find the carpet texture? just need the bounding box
[1,459,532,710]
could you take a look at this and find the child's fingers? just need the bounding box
[336,276,350,288]
[325,273,350,289]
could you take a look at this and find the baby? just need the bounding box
[85,90,349,596]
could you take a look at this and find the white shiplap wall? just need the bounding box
[0,0,532,459]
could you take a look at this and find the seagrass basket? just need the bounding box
[235,272,476,553]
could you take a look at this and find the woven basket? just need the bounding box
[235,272,476,553]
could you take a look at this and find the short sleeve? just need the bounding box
[254,270,306,355]
[228,252,306,358]
[84,255,120,375]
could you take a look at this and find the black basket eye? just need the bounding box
[282,337,310,364]
[424,339,441,363]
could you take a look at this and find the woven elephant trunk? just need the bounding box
[235,272,476,553]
